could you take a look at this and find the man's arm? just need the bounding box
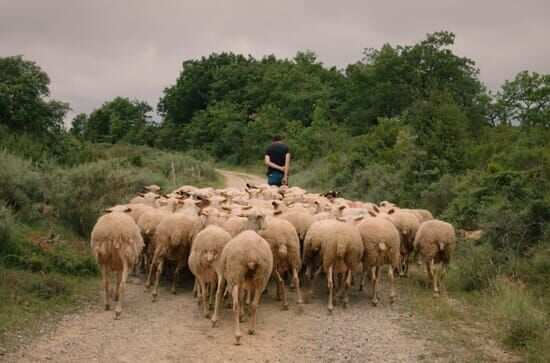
[282,153,291,185]
[264,155,285,172]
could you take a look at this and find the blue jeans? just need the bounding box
[267,171,284,186]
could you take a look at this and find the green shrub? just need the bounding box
[0,150,43,213]
[0,204,27,258]
[447,240,501,292]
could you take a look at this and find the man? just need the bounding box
[324,190,337,203]
[264,135,290,186]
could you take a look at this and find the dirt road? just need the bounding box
[215,169,265,190]
[5,170,510,362]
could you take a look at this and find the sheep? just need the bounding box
[146,213,202,300]
[220,230,273,345]
[188,225,232,322]
[252,215,303,309]
[357,214,401,306]
[222,215,249,237]
[275,209,315,258]
[136,208,168,273]
[413,219,456,296]
[303,219,364,313]
[90,206,144,318]
[373,207,420,278]
[144,184,161,193]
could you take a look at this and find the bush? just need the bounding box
[0,204,26,258]
[447,240,501,292]
[0,150,43,214]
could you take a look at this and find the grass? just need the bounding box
[0,268,99,351]
[393,248,548,362]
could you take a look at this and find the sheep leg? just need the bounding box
[211,275,225,327]
[292,267,303,304]
[327,264,334,314]
[371,266,379,306]
[429,259,439,296]
[439,262,448,294]
[152,258,164,302]
[389,264,396,304]
[232,285,242,345]
[115,254,129,318]
[359,262,367,292]
[209,281,216,309]
[343,269,352,308]
[308,265,323,297]
[248,287,261,335]
[197,277,209,317]
[101,265,110,311]
[275,276,282,300]
[239,288,245,321]
[245,289,251,306]
[171,258,184,294]
[193,278,200,299]
[145,247,161,290]
[115,267,122,301]
[274,270,288,310]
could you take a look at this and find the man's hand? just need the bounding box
[282,176,288,186]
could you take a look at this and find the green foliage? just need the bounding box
[75,97,156,144]
[0,56,69,135]
[493,70,550,127]
[0,149,43,214]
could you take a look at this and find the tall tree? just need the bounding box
[493,71,549,127]
[0,55,69,135]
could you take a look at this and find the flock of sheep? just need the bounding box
[90,182,456,345]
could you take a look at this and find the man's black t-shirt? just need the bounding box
[265,143,290,175]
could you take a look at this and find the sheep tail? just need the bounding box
[336,241,347,258]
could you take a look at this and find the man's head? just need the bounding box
[272,135,283,142]
[324,190,338,202]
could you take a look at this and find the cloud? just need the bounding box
[1,0,549,126]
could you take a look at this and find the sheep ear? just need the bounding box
[272,201,278,207]
[388,208,395,215]
[274,210,283,216]
[373,205,380,213]
[336,217,345,222]
[221,205,231,211]
[237,213,245,217]
[155,195,161,199]
[104,208,113,213]
[124,207,132,213]
[314,201,319,205]
[136,192,145,197]
[221,197,228,204]
[339,205,346,210]
[368,210,377,217]
[354,216,364,222]
[242,205,252,210]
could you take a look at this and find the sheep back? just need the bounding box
[90,212,144,270]
[357,217,400,268]
[414,219,456,263]
[221,231,273,290]
[259,218,301,270]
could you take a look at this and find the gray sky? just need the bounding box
[1,0,549,126]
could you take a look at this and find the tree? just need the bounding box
[70,113,88,137]
[83,97,153,144]
[494,71,549,127]
[0,55,69,135]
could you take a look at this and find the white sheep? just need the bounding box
[357,214,401,306]
[413,219,456,296]
[188,224,232,322]
[220,230,273,345]
[146,213,202,300]
[303,219,364,313]
[90,205,144,318]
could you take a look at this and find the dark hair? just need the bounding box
[272,135,283,142]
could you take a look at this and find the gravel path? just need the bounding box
[4,169,511,362]
[7,276,430,362]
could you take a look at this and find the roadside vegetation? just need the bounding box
[1,30,548,360]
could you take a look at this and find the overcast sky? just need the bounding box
[1,0,549,126]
